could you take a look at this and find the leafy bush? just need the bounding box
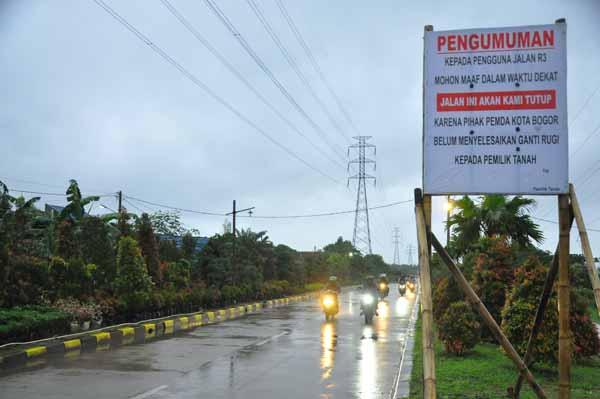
[438,301,481,356]
[54,298,101,322]
[0,306,71,344]
[114,237,153,315]
[432,275,463,324]
[2,255,49,307]
[137,213,161,284]
[571,290,600,359]
[80,216,115,288]
[502,255,600,364]
[162,260,191,289]
[471,237,515,339]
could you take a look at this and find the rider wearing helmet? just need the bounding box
[325,275,341,293]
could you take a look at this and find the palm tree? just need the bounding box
[448,194,543,256]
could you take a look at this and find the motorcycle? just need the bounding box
[378,281,389,300]
[321,290,339,321]
[360,292,377,324]
[407,279,416,293]
[398,281,406,296]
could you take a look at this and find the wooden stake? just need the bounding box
[414,189,436,399]
[513,212,573,397]
[558,194,571,399]
[569,184,600,315]
[430,233,547,399]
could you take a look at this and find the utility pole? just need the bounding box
[348,136,376,255]
[393,227,401,266]
[226,200,255,285]
[117,190,123,213]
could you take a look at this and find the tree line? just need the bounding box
[0,179,391,343]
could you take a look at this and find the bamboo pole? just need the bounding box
[414,188,436,399]
[558,194,571,399]
[513,212,574,397]
[569,184,600,315]
[430,233,547,399]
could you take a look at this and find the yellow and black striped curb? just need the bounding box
[0,293,317,369]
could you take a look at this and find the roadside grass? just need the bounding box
[409,317,600,399]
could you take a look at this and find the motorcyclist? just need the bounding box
[378,273,389,287]
[361,275,379,316]
[398,273,407,285]
[325,276,341,293]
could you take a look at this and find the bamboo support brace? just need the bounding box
[415,189,436,399]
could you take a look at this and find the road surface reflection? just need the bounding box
[320,322,337,381]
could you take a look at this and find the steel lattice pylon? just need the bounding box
[348,136,375,255]
[393,227,401,266]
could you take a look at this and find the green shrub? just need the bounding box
[114,237,153,316]
[571,290,600,359]
[162,260,191,289]
[432,275,463,324]
[471,237,515,340]
[438,301,481,356]
[502,255,600,364]
[0,306,71,344]
[3,255,49,306]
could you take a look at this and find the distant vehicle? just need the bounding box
[360,291,377,324]
[406,277,416,293]
[320,290,339,321]
[398,280,407,296]
[378,273,389,300]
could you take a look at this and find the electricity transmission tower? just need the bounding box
[407,244,415,266]
[348,136,376,254]
[392,227,401,266]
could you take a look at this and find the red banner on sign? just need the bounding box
[436,90,556,112]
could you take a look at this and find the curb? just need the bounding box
[0,293,317,370]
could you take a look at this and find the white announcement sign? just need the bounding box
[423,23,568,195]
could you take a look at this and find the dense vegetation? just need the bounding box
[0,179,391,343]
[432,194,599,362]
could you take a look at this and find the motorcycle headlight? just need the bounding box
[399,284,405,288]
[361,294,374,305]
[379,283,387,290]
[323,296,335,308]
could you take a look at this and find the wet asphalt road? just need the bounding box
[0,286,417,399]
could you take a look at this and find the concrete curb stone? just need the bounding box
[0,292,316,370]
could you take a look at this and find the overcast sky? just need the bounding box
[1,0,600,263]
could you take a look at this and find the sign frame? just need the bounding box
[422,21,568,196]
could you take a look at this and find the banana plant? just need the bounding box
[59,179,100,222]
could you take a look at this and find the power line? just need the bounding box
[274,0,361,136]
[531,215,600,233]
[571,122,600,157]
[203,0,347,163]
[92,0,341,185]
[159,0,344,171]
[125,195,224,216]
[7,189,66,197]
[245,0,350,143]
[125,193,411,220]
[570,81,600,134]
[6,188,115,198]
[122,197,145,214]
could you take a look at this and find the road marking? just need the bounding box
[253,330,289,347]
[129,384,168,399]
[390,288,420,399]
